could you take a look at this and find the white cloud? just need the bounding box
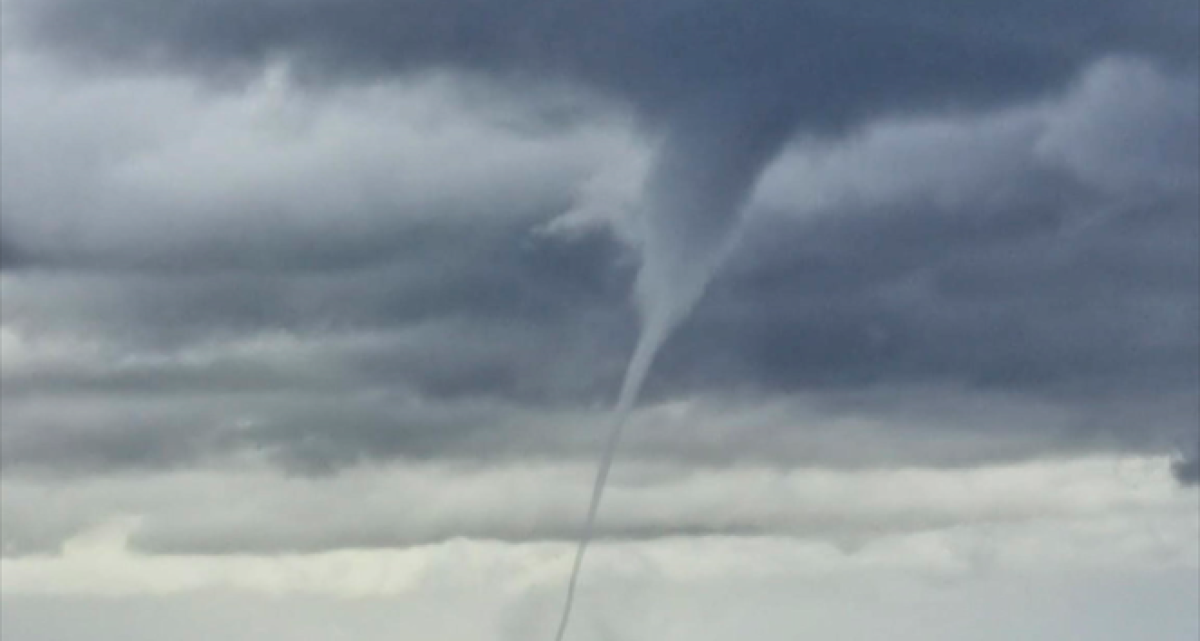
[0,52,634,264]
[4,454,1194,564]
[3,455,1196,639]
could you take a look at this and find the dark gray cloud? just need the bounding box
[659,188,1198,396]
[12,0,1198,118]
[1,0,1197,510]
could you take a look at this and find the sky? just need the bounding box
[1,1,1198,639]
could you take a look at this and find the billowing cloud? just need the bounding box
[0,1,1196,638]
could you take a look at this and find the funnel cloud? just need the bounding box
[554,89,801,637]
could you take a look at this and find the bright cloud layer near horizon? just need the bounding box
[1,0,1197,639]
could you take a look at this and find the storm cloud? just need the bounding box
[1,0,1197,572]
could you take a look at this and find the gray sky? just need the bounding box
[1,0,1197,639]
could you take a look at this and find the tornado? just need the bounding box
[553,90,796,641]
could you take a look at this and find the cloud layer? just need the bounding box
[1,10,1197,641]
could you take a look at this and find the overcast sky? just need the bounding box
[1,1,1198,639]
